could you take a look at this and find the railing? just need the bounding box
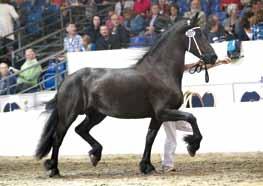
[0,3,115,68]
[0,50,66,95]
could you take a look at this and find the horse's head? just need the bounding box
[182,14,217,65]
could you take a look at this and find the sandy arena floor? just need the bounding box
[0,153,263,186]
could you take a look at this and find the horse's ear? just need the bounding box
[191,12,200,27]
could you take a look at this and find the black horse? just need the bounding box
[35,14,217,177]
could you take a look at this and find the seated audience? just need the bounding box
[223,4,239,37]
[81,34,94,51]
[133,0,151,15]
[115,0,134,16]
[0,62,16,95]
[105,9,116,31]
[111,14,130,48]
[64,23,84,52]
[237,11,255,41]
[86,16,101,44]
[207,14,227,43]
[184,0,206,30]
[158,0,169,16]
[252,9,263,40]
[15,49,42,93]
[96,25,124,50]
[221,0,241,10]
[169,4,181,24]
[145,4,169,35]
[123,8,146,36]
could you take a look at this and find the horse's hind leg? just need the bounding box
[44,112,77,177]
[75,110,106,167]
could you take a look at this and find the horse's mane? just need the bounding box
[135,19,188,65]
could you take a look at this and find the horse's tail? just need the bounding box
[35,95,58,160]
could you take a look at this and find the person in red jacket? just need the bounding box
[221,0,241,10]
[133,0,151,15]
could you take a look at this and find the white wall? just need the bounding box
[0,102,263,156]
[0,41,263,156]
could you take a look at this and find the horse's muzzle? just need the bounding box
[201,53,218,65]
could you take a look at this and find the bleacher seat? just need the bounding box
[42,60,66,90]
[129,36,148,48]
[200,0,210,15]
[42,73,56,90]
[177,0,189,15]
[215,11,227,23]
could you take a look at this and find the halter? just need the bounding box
[185,26,210,83]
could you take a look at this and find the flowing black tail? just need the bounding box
[35,95,58,160]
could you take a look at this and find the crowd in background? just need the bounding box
[62,0,263,52]
[1,0,263,95]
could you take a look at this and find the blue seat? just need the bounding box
[177,0,189,15]
[26,10,43,35]
[42,73,56,90]
[129,36,148,48]
[201,0,210,15]
[215,11,227,23]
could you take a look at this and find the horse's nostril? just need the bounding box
[211,54,218,64]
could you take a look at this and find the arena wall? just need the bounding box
[0,40,262,156]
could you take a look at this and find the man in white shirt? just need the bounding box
[0,0,19,40]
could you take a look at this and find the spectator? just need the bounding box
[115,0,134,16]
[252,9,263,40]
[158,0,169,16]
[123,8,146,36]
[87,16,101,44]
[96,25,121,50]
[81,34,94,51]
[15,49,42,93]
[223,4,239,37]
[105,9,116,31]
[169,4,181,24]
[64,23,84,52]
[184,0,206,30]
[250,0,263,13]
[0,62,16,95]
[0,0,19,41]
[221,0,241,10]
[206,14,227,43]
[145,4,169,35]
[110,14,130,48]
[133,0,151,15]
[237,11,255,41]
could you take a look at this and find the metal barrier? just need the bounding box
[0,50,66,95]
[0,3,115,67]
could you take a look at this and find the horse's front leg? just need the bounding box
[140,117,162,174]
[158,109,202,157]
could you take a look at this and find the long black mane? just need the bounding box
[136,18,188,65]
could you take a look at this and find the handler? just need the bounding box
[161,57,231,172]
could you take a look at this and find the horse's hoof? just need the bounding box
[44,159,55,171]
[89,154,99,167]
[48,168,60,178]
[140,161,156,174]
[187,145,196,157]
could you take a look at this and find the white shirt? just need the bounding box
[0,3,19,40]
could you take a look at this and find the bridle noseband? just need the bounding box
[185,26,210,83]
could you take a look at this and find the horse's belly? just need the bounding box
[97,96,153,119]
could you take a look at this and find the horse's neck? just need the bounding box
[136,43,186,89]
